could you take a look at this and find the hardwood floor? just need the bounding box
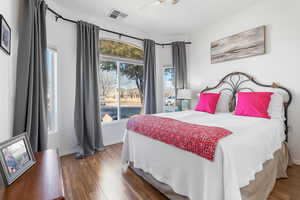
[61,144,300,200]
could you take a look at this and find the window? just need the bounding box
[163,67,175,112]
[99,39,144,123]
[46,48,58,133]
[100,39,143,60]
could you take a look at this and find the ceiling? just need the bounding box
[51,0,261,35]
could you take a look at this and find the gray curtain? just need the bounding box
[172,42,187,109]
[172,41,187,90]
[13,0,48,152]
[74,21,104,158]
[143,39,157,114]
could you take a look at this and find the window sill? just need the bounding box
[102,118,129,126]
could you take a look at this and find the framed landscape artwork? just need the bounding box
[0,133,35,186]
[0,15,11,55]
[211,26,265,64]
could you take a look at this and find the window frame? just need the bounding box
[46,47,58,134]
[99,39,144,123]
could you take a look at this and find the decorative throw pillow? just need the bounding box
[235,92,273,119]
[195,93,221,114]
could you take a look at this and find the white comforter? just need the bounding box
[121,111,285,200]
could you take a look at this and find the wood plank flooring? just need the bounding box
[61,144,300,200]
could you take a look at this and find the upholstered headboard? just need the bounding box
[201,72,292,139]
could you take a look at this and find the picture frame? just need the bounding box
[0,133,36,186]
[211,26,265,64]
[0,14,11,55]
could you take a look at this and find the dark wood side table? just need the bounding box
[0,149,65,200]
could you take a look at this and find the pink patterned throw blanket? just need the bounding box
[127,115,232,161]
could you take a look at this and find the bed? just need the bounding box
[121,72,292,200]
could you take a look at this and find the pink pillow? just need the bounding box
[195,93,220,114]
[235,92,273,119]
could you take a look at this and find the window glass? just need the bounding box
[46,48,58,133]
[163,67,175,112]
[100,39,143,61]
[99,61,118,122]
[119,63,143,119]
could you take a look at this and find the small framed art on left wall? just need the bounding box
[0,133,36,186]
[0,14,11,55]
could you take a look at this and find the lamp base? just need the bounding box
[181,100,190,111]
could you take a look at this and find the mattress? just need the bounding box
[130,143,289,200]
[121,111,286,200]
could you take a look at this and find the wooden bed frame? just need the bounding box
[201,72,292,140]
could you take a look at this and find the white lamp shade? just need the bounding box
[177,89,192,100]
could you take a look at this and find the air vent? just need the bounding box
[108,9,128,20]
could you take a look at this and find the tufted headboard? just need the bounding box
[201,72,292,140]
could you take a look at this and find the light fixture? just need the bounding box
[158,0,180,5]
[177,89,192,111]
[177,89,192,100]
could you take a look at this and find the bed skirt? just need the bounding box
[128,143,290,200]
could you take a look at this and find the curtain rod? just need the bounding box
[47,7,192,47]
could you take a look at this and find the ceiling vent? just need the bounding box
[108,9,128,20]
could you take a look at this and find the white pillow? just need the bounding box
[197,93,231,113]
[216,93,231,112]
[268,93,285,120]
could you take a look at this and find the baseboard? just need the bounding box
[58,141,123,157]
[104,139,123,147]
[292,159,300,165]
[59,147,79,157]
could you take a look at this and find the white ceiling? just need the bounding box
[51,0,261,35]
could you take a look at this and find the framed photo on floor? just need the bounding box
[0,15,11,55]
[0,133,36,186]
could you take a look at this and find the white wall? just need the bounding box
[46,2,185,155]
[188,0,300,164]
[0,0,20,143]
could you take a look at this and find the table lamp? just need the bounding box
[176,89,192,111]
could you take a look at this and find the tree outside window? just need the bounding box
[99,39,144,122]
